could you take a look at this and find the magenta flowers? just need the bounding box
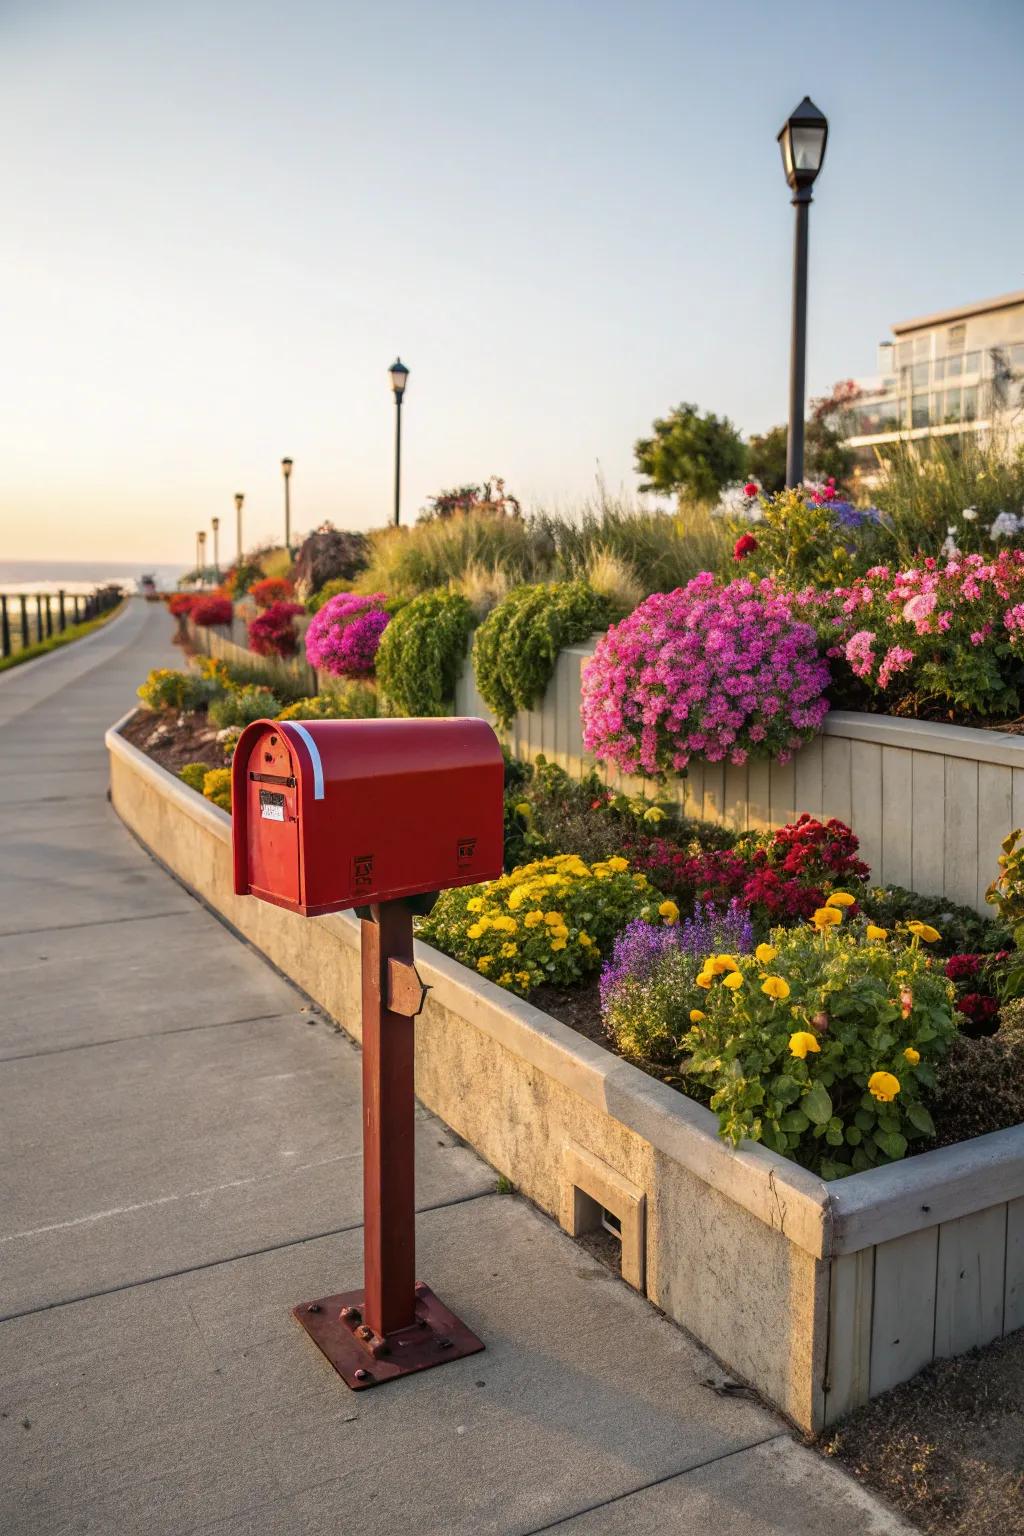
[304,592,390,677]
[580,574,830,774]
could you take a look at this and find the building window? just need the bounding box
[947,323,966,351]
[945,354,963,378]
[943,388,962,423]
[912,361,930,387]
[963,385,978,421]
[912,394,929,428]
[963,350,981,375]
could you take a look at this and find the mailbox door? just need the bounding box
[245,728,301,907]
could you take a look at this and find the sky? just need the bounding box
[2,0,1023,565]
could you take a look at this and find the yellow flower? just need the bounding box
[552,925,569,940]
[633,873,647,887]
[706,954,739,975]
[868,1071,901,1102]
[695,971,713,989]
[516,971,531,987]
[903,1047,920,1066]
[477,956,492,974]
[789,1031,821,1059]
[524,910,543,928]
[643,806,666,823]
[467,923,483,940]
[551,938,567,952]
[466,897,484,913]
[498,972,513,986]
[658,900,680,925]
[544,911,563,927]
[755,943,778,965]
[907,920,940,943]
[866,924,888,941]
[811,906,842,929]
[514,801,531,816]
[579,932,593,948]
[689,1009,706,1023]
[826,891,857,909]
[607,856,628,872]
[722,972,743,991]
[761,975,791,1001]
[500,942,517,958]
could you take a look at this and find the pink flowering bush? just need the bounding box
[580,574,831,774]
[815,550,1024,721]
[304,592,390,676]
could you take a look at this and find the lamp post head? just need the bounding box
[235,492,245,511]
[211,517,219,532]
[389,357,409,401]
[777,96,828,194]
[198,531,206,546]
[281,457,293,479]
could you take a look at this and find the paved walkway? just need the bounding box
[0,600,912,1535]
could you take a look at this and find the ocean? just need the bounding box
[0,560,187,596]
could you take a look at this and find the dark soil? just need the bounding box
[531,976,606,1046]
[122,708,227,776]
[821,1329,1024,1536]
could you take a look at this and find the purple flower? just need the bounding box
[599,901,753,1014]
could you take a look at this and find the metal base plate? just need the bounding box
[292,1282,484,1389]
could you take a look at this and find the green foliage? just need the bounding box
[375,590,475,717]
[929,1013,1024,1149]
[872,436,1024,563]
[418,853,666,997]
[208,683,281,729]
[276,685,378,720]
[202,767,232,811]
[473,581,611,728]
[986,831,1024,996]
[0,603,125,674]
[533,495,730,595]
[746,421,855,496]
[194,650,310,704]
[732,488,885,588]
[178,762,211,792]
[355,512,545,599]
[137,668,215,713]
[682,921,958,1179]
[633,402,747,502]
[604,946,700,1070]
[865,884,1010,957]
[225,559,264,598]
[306,577,353,612]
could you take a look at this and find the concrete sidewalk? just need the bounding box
[0,601,912,1535]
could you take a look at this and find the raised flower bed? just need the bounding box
[107,714,1024,1434]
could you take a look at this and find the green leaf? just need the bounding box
[845,1125,862,1146]
[779,1109,810,1133]
[874,1129,908,1161]
[802,1080,833,1126]
[906,1104,936,1137]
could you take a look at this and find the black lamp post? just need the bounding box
[234,492,245,564]
[389,357,409,527]
[197,530,207,586]
[211,517,220,581]
[778,97,828,488]
[281,458,293,551]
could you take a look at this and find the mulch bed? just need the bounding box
[821,1330,1024,1536]
[121,708,227,776]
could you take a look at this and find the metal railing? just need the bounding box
[0,585,123,660]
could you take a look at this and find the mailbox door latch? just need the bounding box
[387,958,429,1018]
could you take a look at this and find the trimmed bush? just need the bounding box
[190,596,233,627]
[473,581,611,728]
[137,668,214,713]
[375,590,474,717]
[208,684,281,729]
[276,686,378,720]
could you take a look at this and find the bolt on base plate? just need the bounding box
[292,1282,484,1389]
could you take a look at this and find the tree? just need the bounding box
[634,403,747,503]
[747,417,856,495]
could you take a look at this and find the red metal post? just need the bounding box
[360,902,417,1337]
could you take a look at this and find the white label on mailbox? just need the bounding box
[260,789,286,822]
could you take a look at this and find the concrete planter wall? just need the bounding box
[456,636,1024,915]
[107,718,1024,1431]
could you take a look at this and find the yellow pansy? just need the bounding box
[907,920,940,943]
[761,976,791,1001]
[722,972,744,991]
[789,1031,821,1059]
[544,911,563,927]
[903,1047,920,1066]
[607,856,629,872]
[500,942,517,958]
[707,954,739,975]
[579,932,593,948]
[514,801,531,816]
[551,938,567,952]
[466,897,484,913]
[658,900,680,925]
[643,806,666,823]
[524,910,544,928]
[498,972,513,986]
[866,924,888,941]
[868,1071,901,1102]
[695,971,714,990]
[516,971,531,987]
[811,906,842,929]
[755,943,778,965]
[826,891,857,909]
[689,1009,706,1023]
[477,956,493,973]
[467,923,484,940]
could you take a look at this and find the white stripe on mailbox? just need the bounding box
[284,723,325,800]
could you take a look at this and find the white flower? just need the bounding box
[990,511,1022,540]
[961,506,979,522]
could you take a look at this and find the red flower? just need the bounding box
[733,533,759,561]
[743,482,758,498]
[945,953,981,983]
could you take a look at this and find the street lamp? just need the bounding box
[211,517,220,582]
[197,530,207,587]
[234,492,245,564]
[778,96,828,488]
[389,357,409,527]
[281,458,293,551]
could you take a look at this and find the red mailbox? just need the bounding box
[232,716,504,915]
[231,715,504,1391]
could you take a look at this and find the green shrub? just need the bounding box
[137,668,214,713]
[929,1015,1024,1149]
[872,435,1024,563]
[418,853,667,997]
[355,512,545,599]
[863,885,1010,957]
[682,915,958,1179]
[375,590,474,717]
[178,762,211,792]
[208,684,281,729]
[306,576,354,613]
[202,767,232,811]
[276,685,378,720]
[473,581,611,728]
[534,495,729,595]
